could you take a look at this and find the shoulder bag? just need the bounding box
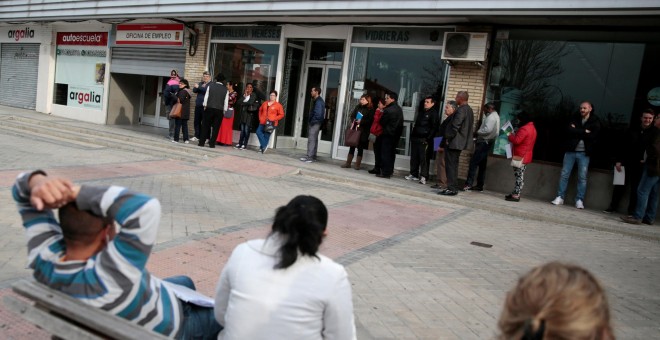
[169,99,182,119]
[224,107,234,119]
[264,120,275,133]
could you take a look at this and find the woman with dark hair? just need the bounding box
[367,97,386,175]
[216,81,238,146]
[214,196,356,340]
[255,90,285,153]
[505,111,537,202]
[341,94,375,170]
[172,78,192,143]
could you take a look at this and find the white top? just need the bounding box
[214,235,356,340]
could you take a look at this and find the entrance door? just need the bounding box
[297,65,341,154]
[277,39,344,154]
[140,76,169,128]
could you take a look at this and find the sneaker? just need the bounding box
[190,137,199,142]
[404,174,420,181]
[505,194,520,202]
[551,196,564,205]
[439,189,458,196]
[240,145,246,150]
[184,140,189,144]
[419,177,426,185]
[575,199,585,209]
[304,158,314,163]
[300,157,309,161]
[171,140,178,143]
[462,185,473,191]
[234,144,241,149]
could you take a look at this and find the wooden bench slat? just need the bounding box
[4,296,103,340]
[10,279,169,340]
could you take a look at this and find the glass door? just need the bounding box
[276,42,305,148]
[140,76,168,128]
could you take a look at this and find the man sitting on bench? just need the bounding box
[13,170,222,339]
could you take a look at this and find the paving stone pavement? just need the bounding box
[0,107,659,339]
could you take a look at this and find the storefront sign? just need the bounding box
[0,26,39,43]
[115,24,184,46]
[57,32,108,46]
[352,27,450,46]
[54,31,108,110]
[211,26,281,41]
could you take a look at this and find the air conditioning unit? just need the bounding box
[441,32,489,62]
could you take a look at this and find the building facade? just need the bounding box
[2,1,659,207]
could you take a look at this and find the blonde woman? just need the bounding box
[499,262,614,340]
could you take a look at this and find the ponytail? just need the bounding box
[270,196,328,269]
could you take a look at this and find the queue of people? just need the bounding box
[14,170,617,339]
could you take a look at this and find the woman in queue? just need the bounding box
[341,94,375,170]
[255,90,285,154]
[235,83,259,150]
[172,78,192,144]
[216,81,238,146]
[505,111,537,202]
[367,98,385,175]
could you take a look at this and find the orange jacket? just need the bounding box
[258,101,285,126]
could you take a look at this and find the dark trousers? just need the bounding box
[193,105,204,139]
[371,137,382,172]
[174,119,189,142]
[445,148,462,191]
[199,108,222,147]
[163,276,223,339]
[380,134,398,176]
[410,138,432,179]
[608,163,643,214]
[465,140,492,188]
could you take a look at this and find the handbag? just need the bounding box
[224,107,234,119]
[169,101,182,119]
[264,120,275,133]
[511,155,524,168]
[344,120,361,147]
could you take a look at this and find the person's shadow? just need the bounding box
[114,107,131,125]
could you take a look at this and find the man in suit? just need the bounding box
[439,91,474,196]
[199,73,229,148]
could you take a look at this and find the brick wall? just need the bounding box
[445,27,492,179]
[183,26,210,137]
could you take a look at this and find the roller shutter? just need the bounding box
[111,47,186,77]
[0,43,39,109]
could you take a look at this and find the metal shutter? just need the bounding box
[0,43,39,109]
[111,47,186,77]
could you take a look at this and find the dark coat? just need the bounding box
[309,96,326,126]
[175,89,192,120]
[411,106,440,141]
[565,113,601,156]
[164,84,179,106]
[646,127,660,177]
[192,81,209,106]
[380,102,404,137]
[349,104,374,147]
[445,104,474,150]
[239,93,259,128]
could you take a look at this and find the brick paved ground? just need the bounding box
[0,107,658,339]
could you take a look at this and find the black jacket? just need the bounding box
[445,104,474,150]
[380,102,404,137]
[239,93,259,127]
[565,113,601,156]
[349,104,374,145]
[411,106,440,141]
[175,89,192,120]
[615,124,654,166]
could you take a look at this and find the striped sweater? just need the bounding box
[13,172,182,337]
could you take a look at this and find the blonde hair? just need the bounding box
[498,262,614,340]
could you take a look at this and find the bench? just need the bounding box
[3,279,169,340]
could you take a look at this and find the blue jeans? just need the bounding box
[255,124,273,150]
[238,123,251,146]
[163,276,223,340]
[556,151,590,201]
[633,167,660,222]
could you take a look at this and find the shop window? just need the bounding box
[343,46,446,155]
[208,43,280,130]
[487,31,660,170]
[309,41,344,62]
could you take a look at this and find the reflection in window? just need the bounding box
[344,47,446,155]
[208,43,280,129]
[487,36,658,170]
